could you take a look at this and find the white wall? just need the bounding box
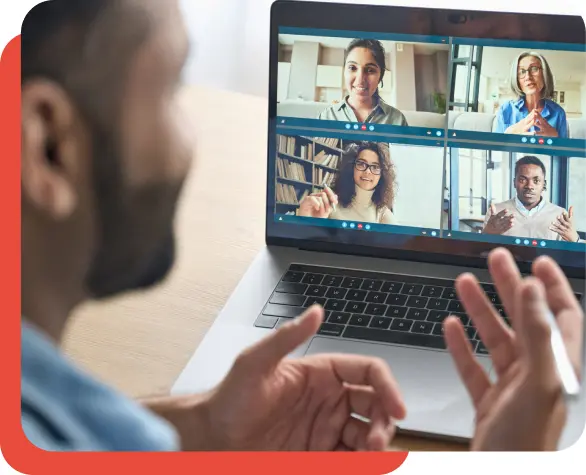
[389,144,445,228]
[179,0,586,99]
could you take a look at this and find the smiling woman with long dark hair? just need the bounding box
[317,39,408,126]
[297,141,397,225]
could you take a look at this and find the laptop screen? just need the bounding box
[267,4,586,276]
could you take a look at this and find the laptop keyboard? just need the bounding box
[254,264,584,355]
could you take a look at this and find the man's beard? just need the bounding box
[84,138,179,300]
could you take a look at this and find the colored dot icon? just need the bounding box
[369,126,375,131]
[345,124,351,130]
[350,223,356,229]
[342,222,348,228]
[524,239,530,245]
[515,238,521,245]
[547,139,553,145]
[540,241,547,247]
[521,137,528,143]
[365,224,371,230]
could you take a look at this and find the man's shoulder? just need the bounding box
[21,322,178,452]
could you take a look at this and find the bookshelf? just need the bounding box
[275,135,343,215]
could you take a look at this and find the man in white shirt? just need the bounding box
[482,156,582,242]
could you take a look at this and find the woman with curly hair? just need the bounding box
[297,141,396,225]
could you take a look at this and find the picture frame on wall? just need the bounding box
[553,90,559,102]
[560,91,565,104]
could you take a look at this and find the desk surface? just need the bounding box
[62,86,469,452]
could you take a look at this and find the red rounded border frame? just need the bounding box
[0,36,409,475]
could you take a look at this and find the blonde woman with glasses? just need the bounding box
[495,51,568,138]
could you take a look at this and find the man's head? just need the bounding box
[21,0,193,311]
[514,156,547,209]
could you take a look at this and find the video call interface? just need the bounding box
[272,26,586,254]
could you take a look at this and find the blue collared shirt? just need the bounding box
[495,98,568,138]
[21,320,179,451]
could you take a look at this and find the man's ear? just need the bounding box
[543,180,547,192]
[21,80,89,221]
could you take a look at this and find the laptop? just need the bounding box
[172,1,586,448]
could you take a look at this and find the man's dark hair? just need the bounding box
[333,141,396,211]
[21,0,150,126]
[515,155,546,177]
[345,38,387,91]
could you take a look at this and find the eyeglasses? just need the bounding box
[517,66,542,79]
[354,160,382,175]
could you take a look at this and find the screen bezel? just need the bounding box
[266,0,586,279]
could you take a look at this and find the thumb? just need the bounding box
[490,203,496,216]
[236,305,324,374]
[569,206,574,219]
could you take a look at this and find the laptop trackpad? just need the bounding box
[304,336,491,439]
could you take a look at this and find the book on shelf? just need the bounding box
[276,157,308,182]
[313,151,340,169]
[276,184,309,205]
[278,135,314,161]
[315,169,337,187]
[314,137,340,149]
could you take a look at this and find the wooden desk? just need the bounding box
[62,86,469,452]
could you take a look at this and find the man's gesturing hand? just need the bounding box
[444,248,583,451]
[201,306,406,451]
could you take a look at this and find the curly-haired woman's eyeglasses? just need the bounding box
[354,159,382,175]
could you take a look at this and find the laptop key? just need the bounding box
[466,327,477,340]
[447,300,463,312]
[369,317,392,330]
[426,310,449,323]
[386,294,408,306]
[426,298,449,311]
[346,289,367,301]
[345,301,367,313]
[365,303,387,316]
[349,314,371,327]
[269,293,306,307]
[304,297,327,308]
[302,273,324,285]
[402,284,423,296]
[263,304,305,319]
[254,315,278,329]
[323,275,343,287]
[476,341,489,355]
[390,318,414,332]
[344,326,446,349]
[365,291,387,303]
[276,282,308,294]
[318,323,345,337]
[381,281,403,293]
[421,285,445,297]
[407,296,428,309]
[486,292,501,305]
[412,321,434,334]
[442,288,457,300]
[282,271,304,283]
[326,287,348,299]
[342,277,363,289]
[361,279,383,291]
[452,312,470,326]
[306,285,327,297]
[386,306,408,318]
[329,312,351,325]
[406,308,428,321]
[325,299,346,311]
[432,322,445,336]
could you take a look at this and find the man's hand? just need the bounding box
[198,306,405,451]
[550,206,580,242]
[483,204,515,235]
[444,248,583,451]
[297,186,338,219]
